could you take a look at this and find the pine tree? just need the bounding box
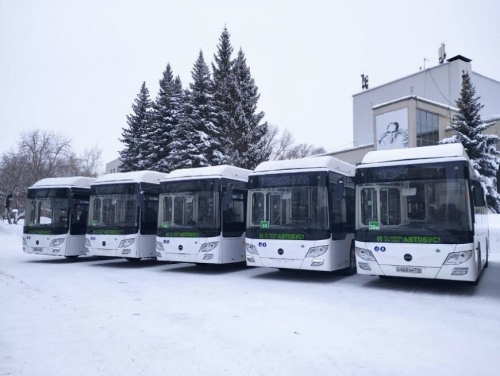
[212,27,269,169]
[182,50,222,167]
[212,27,239,165]
[119,82,152,172]
[165,77,201,170]
[145,64,184,173]
[441,70,500,211]
[232,48,270,169]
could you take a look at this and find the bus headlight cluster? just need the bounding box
[118,238,135,248]
[199,242,218,252]
[444,250,472,265]
[85,238,91,247]
[306,245,328,258]
[245,243,259,255]
[156,241,165,252]
[355,247,376,262]
[49,238,65,247]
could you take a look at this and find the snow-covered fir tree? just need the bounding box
[212,27,240,165]
[232,48,270,169]
[165,77,202,170]
[440,70,500,211]
[119,82,152,172]
[144,64,185,173]
[212,27,269,169]
[181,50,223,167]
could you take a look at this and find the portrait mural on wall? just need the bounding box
[376,108,409,150]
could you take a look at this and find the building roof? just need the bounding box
[372,95,459,112]
[446,55,472,63]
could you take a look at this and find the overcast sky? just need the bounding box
[1,0,499,166]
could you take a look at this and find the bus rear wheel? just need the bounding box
[126,258,142,262]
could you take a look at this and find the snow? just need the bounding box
[165,165,251,182]
[253,156,355,177]
[30,177,96,189]
[93,171,167,184]
[2,218,500,375]
[360,143,468,165]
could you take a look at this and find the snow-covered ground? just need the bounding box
[2,219,500,376]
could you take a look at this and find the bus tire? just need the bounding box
[344,243,357,275]
[64,255,79,259]
[126,258,142,262]
[485,243,489,268]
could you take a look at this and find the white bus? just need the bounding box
[245,156,356,273]
[354,143,489,282]
[156,165,251,265]
[23,177,95,258]
[85,171,165,261]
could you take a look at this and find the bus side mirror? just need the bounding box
[473,186,485,207]
[333,178,344,202]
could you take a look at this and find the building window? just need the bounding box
[416,109,439,147]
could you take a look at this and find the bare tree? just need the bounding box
[0,129,104,220]
[78,145,103,177]
[18,129,73,185]
[267,125,325,161]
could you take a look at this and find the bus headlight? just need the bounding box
[245,243,259,255]
[355,247,376,262]
[199,242,218,252]
[156,241,165,252]
[49,238,65,247]
[118,238,135,248]
[444,250,472,265]
[306,245,328,258]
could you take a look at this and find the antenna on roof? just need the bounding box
[438,43,446,64]
[361,74,369,90]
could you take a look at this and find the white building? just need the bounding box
[105,158,121,174]
[330,53,500,166]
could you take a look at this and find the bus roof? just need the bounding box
[92,171,166,185]
[30,176,96,189]
[252,156,355,177]
[360,144,470,166]
[164,165,251,182]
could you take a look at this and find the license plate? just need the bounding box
[34,247,43,252]
[396,266,422,274]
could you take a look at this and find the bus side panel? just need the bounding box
[221,235,245,263]
[66,234,86,256]
[137,235,156,258]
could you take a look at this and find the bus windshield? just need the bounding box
[158,179,220,236]
[356,178,473,243]
[88,194,138,234]
[246,172,329,240]
[25,196,69,234]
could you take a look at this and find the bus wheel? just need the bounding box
[126,258,142,262]
[485,245,489,268]
[64,255,79,259]
[344,243,356,275]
